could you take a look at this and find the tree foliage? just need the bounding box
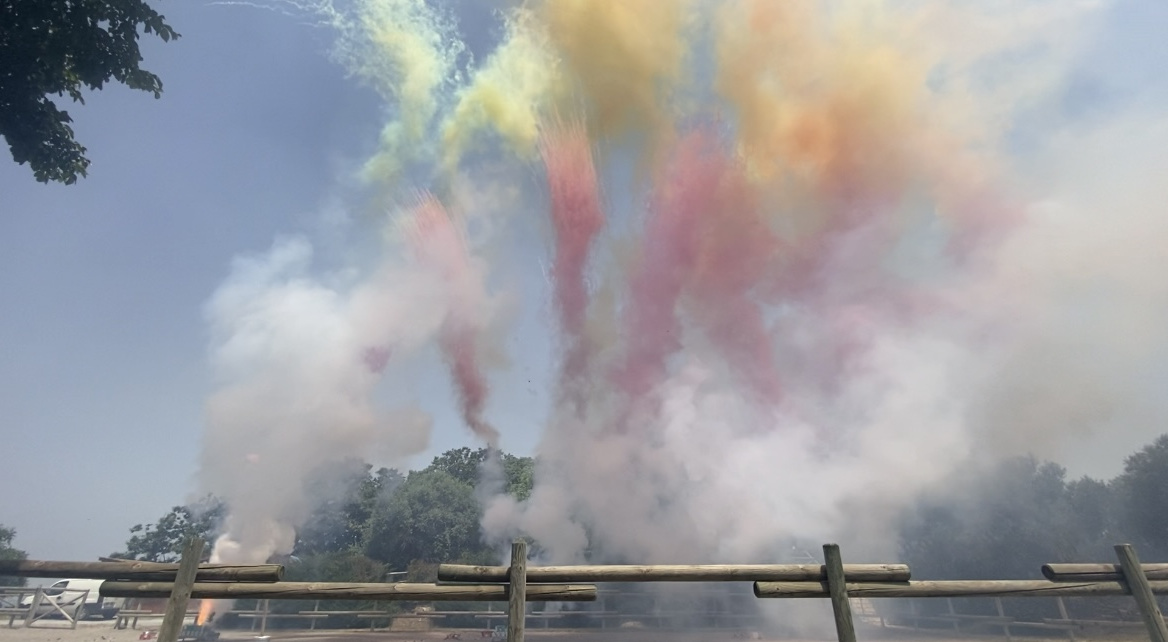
[0,524,28,587]
[1115,434,1168,558]
[423,447,534,500]
[423,447,489,486]
[295,459,403,556]
[899,457,1082,582]
[365,469,489,570]
[0,0,180,184]
[111,495,224,562]
[896,439,1168,621]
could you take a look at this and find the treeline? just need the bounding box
[900,434,1168,580]
[108,448,530,627]
[116,437,1168,579]
[898,434,1168,622]
[112,447,531,577]
[102,436,1168,625]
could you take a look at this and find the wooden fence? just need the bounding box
[2,540,1166,642]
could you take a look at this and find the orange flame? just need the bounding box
[196,599,214,626]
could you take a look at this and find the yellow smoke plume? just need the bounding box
[441,8,560,171]
[329,0,461,184]
[537,0,693,144]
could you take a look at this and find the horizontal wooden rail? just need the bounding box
[754,579,1168,598]
[438,563,910,583]
[0,560,283,582]
[1043,563,1168,582]
[99,581,596,602]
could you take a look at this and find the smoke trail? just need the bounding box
[263,0,462,183]
[608,132,709,408]
[607,129,783,428]
[682,132,784,405]
[406,193,500,445]
[539,119,606,394]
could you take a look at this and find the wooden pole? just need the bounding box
[1115,544,1168,642]
[439,563,910,583]
[754,579,1168,598]
[822,544,857,642]
[1044,563,1168,582]
[100,580,597,601]
[158,537,204,642]
[0,560,282,582]
[508,540,527,642]
[994,596,1012,642]
[1056,596,1076,641]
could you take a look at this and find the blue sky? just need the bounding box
[1,0,1167,562]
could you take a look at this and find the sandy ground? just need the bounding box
[0,622,1153,642]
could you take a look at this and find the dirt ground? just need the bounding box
[0,621,1156,642]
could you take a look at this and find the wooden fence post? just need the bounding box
[1056,597,1076,642]
[158,538,204,642]
[823,544,857,642]
[1115,544,1168,642]
[508,540,527,642]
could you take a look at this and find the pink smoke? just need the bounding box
[610,131,710,405]
[611,129,784,418]
[684,136,784,404]
[408,193,499,445]
[539,119,606,389]
[362,346,392,373]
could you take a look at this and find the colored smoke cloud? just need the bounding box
[201,0,1168,606]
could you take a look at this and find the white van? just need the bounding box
[19,579,124,620]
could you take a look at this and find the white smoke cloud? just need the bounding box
[200,234,455,563]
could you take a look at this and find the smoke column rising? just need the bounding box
[407,193,500,445]
[539,118,606,397]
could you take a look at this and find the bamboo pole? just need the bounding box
[1114,544,1168,642]
[754,580,1168,598]
[822,544,857,642]
[0,560,283,582]
[439,563,910,583]
[100,581,597,602]
[508,541,527,642]
[158,538,204,642]
[1043,562,1168,582]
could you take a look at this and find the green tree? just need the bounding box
[1115,433,1168,557]
[0,524,28,587]
[900,457,1079,582]
[500,452,534,501]
[424,447,489,486]
[112,496,224,562]
[296,460,404,555]
[423,447,535,499]
[0,0,180,184]
[365,469,491,570]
